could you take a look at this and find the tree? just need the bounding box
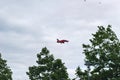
[75,25,120,80]
[0,53,12,80]
[75,67,87,80]
[26,47,69,80]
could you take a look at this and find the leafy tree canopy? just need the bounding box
[75,25,120,80]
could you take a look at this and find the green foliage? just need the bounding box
[0,53,12,80]
[75,25,120,80]
[27,47,70,80]
[75,67,87,80]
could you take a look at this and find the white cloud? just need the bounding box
[0,0,120,80]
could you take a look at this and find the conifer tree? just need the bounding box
[27,47,69,80]
[0,53,12,80]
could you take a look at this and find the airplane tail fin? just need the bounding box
[57,39,59,43]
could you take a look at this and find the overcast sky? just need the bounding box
[0,0,120,80]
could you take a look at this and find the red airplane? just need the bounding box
[57,39,69,44]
